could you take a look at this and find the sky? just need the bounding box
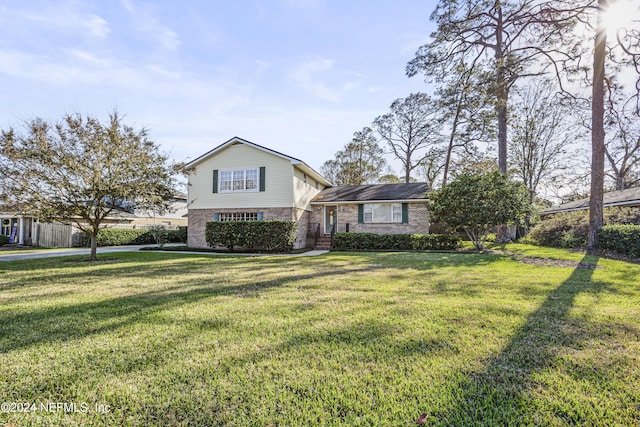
[0,0,438,174]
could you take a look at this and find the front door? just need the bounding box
[325,205,337,234]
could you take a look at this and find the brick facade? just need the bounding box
[310,203,429,235]
[188,207,311,249]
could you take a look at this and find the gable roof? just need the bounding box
[311,183,430,204]
[540,186,640,215]
[185,136,333,187]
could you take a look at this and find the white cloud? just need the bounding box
[290,58,363,103]
[0,4,111,39]
[119,0,180,51]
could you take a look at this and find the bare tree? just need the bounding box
[434,61,495,186]
[605,86,640,190]
[588,0,607,251]
[509,79,575,226]
[373,93,443,183]
[587,0,640,250]
[407,0,588,175]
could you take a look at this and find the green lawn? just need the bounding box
[0,246,639,426]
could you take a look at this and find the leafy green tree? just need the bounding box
[373,92,443,183]
[321,127,387,185]
[377,174,403,184]
[0,112,183,260]
[429,171,531,250]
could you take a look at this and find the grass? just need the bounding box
[0,246,639,426]
[0,247,62,255]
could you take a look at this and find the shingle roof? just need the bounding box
[540,186,640,215]
[311,183,429,203]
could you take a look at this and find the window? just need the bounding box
[219,212,259,221]
[363,203,403,223]
[220,169,258,192]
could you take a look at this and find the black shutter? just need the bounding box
[358,204,364,224]
[402,203,409,224]
[259,167,266,192]
[212,170,219,193]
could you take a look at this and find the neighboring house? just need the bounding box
[0,208,137,247]
[540,186,640,216]
[186,137,431,249]
[0,207,32,245]
[130,193,188,228]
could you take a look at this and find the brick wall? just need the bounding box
[310,203,430,235]
[188,207,311,249]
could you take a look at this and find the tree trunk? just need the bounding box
[90,230,98,261]
[442,105,461,187]
[405,152,412,183]
[587,0,607,252]
[495,1,508,176]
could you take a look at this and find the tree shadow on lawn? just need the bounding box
[0,264,374,354]
[366,251,505,271]
[0,253,272,291]
[429,255,614,425]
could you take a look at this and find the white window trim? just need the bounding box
[364,203,403,224]
[219,168,259,193]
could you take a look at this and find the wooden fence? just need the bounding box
[33,223,73,248]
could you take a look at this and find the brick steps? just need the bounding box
[314,235,332,250]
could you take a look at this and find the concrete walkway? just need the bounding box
[0,245,329,262]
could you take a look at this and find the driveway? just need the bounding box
[0,246,329,262]
[0,245,154,262]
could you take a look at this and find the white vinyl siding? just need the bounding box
[188,143,294,209]
[364,203,402,223]
[293,167,324,210]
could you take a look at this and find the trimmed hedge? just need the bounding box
[83,226,187,247]
[91,228,153,246]
[331,232,461,251]
[0,235,10,246]
[205,220,297,252]
[598,224,640,258]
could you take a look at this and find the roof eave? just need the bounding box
[311,199,428,205]
[186,136,303,169]
[539,198,640,215]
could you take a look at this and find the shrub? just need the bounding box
[331,233,461,251]
[149,225,169,248]
[525,207,640,248]
[84,228,154,247]
[485,233,497,243]
[598,224,640,258]
[167,227,187,243]
[0,235,10,246]
[205,220,297,252]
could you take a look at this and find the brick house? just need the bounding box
[186,137,430,249]
[309,183,430,235]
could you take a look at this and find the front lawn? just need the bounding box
[0,247,639,426]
